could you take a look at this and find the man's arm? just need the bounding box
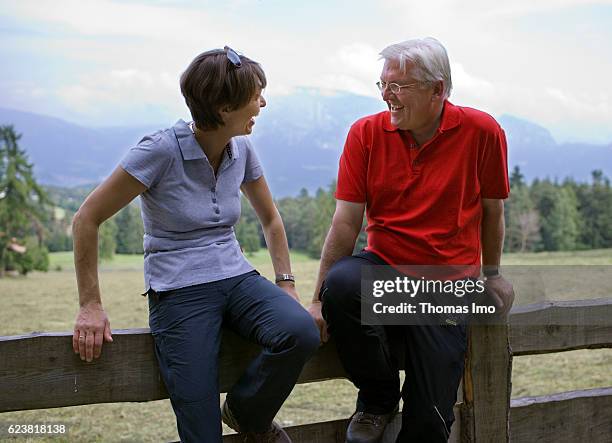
[481,198,514,315]
[308,200,365,342]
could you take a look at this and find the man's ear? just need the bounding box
[431,80,445,100]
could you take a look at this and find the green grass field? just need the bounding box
[1,249,611,442]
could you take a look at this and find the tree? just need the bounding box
[530,179,557,250]
[98,218,117,260]
[509,165,525,188]
[547,186,580,250]
[277,189,316,251]
[115,203,144,254]
[575,170,612,249]
[10,236,50,275]
[235,220,260,255]
[235,196,261,254]
[0,126,49,276]
[504,184,540,252]
[307,182,336,259]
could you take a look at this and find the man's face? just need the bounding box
[380,59,438,131]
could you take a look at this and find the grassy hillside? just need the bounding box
[0,249,610,442]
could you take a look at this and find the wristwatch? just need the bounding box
[275,273,295,284]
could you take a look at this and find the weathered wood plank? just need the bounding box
[509,298,612,355]
[509,387,612,443]
[223,418,347,443]
[463,324,512,442]
[222,407,462,443]
[0,329,166,412]
[0,328,346,413]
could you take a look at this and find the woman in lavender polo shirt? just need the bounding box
[71,47,319,443]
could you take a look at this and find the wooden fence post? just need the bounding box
[462,323,512,442]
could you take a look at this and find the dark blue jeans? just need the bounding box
[321,252,467,443]
[148,270,320,443]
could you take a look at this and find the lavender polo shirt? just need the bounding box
[120,119,263,292]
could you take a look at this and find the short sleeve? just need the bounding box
[335,126,368,203]
[120,134,173,189]
[242,138,264,183]
[478,125,510,199]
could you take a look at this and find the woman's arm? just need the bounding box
[72,166,146,362]
[240,176,300,303]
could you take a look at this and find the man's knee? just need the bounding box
[321,257,362,309]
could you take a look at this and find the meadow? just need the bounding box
[1,249,611,442]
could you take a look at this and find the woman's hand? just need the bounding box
[276,280,302,305]
[73,302,113,362]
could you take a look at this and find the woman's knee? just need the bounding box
[275,308,320,357]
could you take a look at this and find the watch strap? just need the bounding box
[275,273,295,283]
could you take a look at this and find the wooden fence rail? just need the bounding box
[1,298,611,442]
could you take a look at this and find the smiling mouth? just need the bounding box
[388,103,404,111]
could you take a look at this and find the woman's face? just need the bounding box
[223,88,266,136]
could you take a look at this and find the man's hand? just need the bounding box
[73,302,113,362]
[308,301,329,343]
[277,281,302,305]
[484,275,515,316]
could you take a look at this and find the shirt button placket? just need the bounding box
[212,186,220,220]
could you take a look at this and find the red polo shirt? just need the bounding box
[336,101,509,266]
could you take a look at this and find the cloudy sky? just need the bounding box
[1,0,611,143]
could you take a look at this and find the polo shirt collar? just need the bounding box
[382,100,462,133]
[174,119,240,161]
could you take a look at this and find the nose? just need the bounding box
[259,95,266,108]
[381,85,393,101]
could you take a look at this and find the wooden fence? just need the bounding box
[1,298,611,442]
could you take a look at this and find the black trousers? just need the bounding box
[321,251,467,443]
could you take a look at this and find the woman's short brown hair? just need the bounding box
[180,48,267,130]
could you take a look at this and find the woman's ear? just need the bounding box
[219,106,232,122]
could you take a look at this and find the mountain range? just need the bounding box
[1,89,611,197]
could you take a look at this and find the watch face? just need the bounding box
[275,273,295,283]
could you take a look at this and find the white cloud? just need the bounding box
[1,0,610,142]
[3,0,218,42]
[54,67,184,123]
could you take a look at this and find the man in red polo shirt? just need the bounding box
[308,37,514,443]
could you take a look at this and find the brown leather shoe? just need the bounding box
[345,405,398,443]
[241,422,291,443]
[221,400,292,443]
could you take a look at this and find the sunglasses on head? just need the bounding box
[223,46,242,68]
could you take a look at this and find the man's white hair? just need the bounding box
[379,37,452,99]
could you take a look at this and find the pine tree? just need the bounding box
[0,126,49,276]
[576,170,612,249]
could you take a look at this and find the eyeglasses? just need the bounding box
[376,80,422,94]
[224,46,242,68]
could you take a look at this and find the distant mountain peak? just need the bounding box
[498,114,556,147]
[1,95,610,196]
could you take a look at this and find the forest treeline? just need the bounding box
[2,124,612,276]
[42,166,612,260]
